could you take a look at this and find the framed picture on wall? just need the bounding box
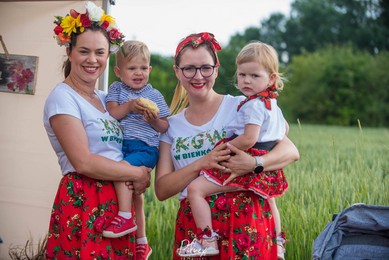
[0,54,39,95]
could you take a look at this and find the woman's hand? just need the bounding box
[197,142,231,171]
[221,136,300,184]
[220,143,255,183]
[132,166,151,195]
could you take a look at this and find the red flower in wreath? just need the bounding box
[80,13,91,27]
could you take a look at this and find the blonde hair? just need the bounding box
[170,81,189,115]
[236,41,284,91]
[116,40,150,67]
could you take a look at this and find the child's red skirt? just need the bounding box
[203,140,288,199]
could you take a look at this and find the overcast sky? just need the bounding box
[111,0,293,56]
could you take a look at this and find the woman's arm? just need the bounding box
[261,136,299,170]
[50,114,151,192]
[154,141,230,201]
[224,136,299,175]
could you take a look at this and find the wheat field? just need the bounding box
[144,123,389,259]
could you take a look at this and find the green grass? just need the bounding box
[144,124,389,259]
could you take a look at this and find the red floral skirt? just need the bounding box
[203,143,288,199]
[174,191,277,259]
[46,173,136,260]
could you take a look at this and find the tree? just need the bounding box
[284,0,389,59]
[149,54,175,105]
[280,46,389,126]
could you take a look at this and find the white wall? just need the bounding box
[0,1,102,259]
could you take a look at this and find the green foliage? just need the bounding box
[149,54,176,106]
[108,53,119,86]
[143,124,388,259]
[143,180,178,258]
[106,0,389,126]
[281,124,389,259]
[216,44,241,96]
[285,0,389,57]
[13,126,388,259]
[227,0,389,63]
[280,46,389,126]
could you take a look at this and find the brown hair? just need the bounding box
[62,25,110,78]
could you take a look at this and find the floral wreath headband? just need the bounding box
[53,1,125,53]
[174,32,222,66]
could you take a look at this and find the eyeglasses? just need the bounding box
[176,65,217,79]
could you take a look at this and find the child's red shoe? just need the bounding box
[102,215,137,238]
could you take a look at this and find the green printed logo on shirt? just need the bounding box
[99,118,123,144]
[174,129,226,161]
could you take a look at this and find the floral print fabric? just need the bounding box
[203,141,288,199]
[46,173,136,259]
[174,191,277,259]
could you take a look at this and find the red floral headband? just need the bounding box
[174,32,222,66]
[53,1,124,53]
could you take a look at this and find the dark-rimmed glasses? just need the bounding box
[176,65,217,79]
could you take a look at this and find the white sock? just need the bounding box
[203,230,219,239]
[137,237,148,244]
[118,211,132,219]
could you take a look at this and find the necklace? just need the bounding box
[67,77,96,99]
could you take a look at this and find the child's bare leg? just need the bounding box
[268,198,281,236]
[102,180,136,238]
[269,198,285,260]
[187,175,239,230]
[178,176,239,257]
[134,193,146,239]
[114,181,133,214]
[133,193,152,257]
[116,160,133,216]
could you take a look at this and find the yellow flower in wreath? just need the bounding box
[61,15,83,36]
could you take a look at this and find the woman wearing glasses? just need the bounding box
[155,32,299,259]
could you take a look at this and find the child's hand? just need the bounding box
[143,109,159,123]
[223,173,238,185]
[128,98,146,114]
[138,98,160,114]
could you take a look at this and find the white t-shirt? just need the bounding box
[43,83,124,175]
[160,95,244,200]
[227,98,286,142]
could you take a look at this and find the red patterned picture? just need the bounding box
[0,54,38,95]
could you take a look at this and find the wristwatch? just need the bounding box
[253,156,264,174]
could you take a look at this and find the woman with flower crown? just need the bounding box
[155,32,299,259]
[43,2,151,259]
